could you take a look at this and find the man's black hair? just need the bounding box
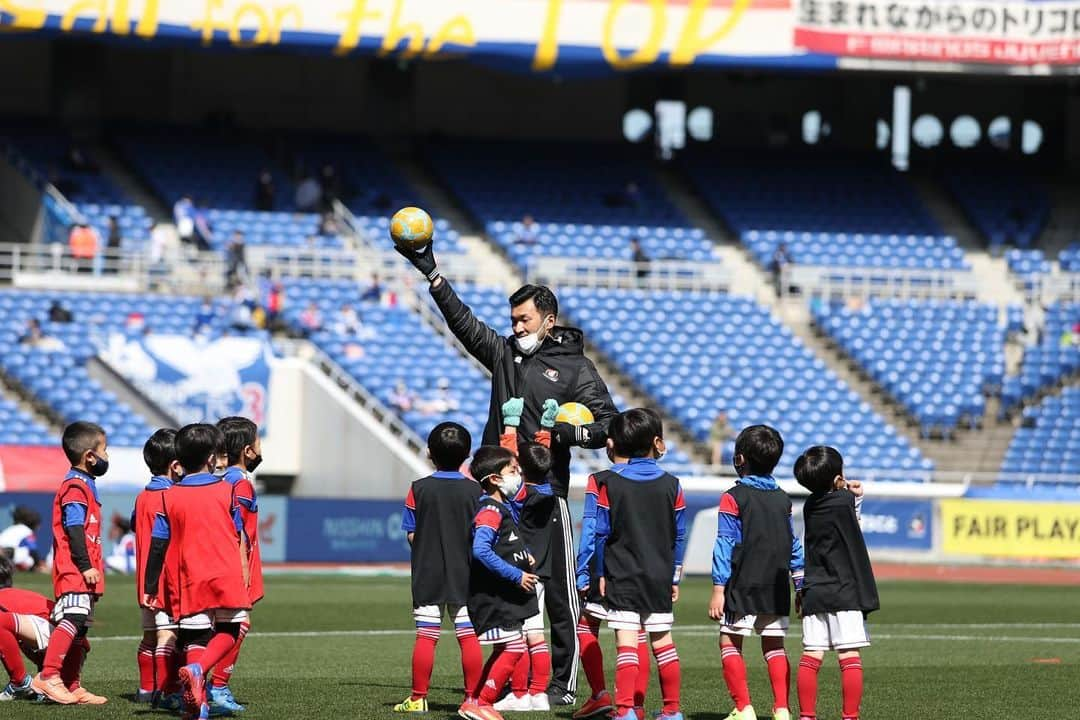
[470,446,515,488]
[427,422,472,471]
[12,505,40,530]
[794,445,845,496]
[217,416,258,465]
[175,423,226,474]
[143,428,178,477]
[734,425,784,476]
[509,284,558,319]
[0,555,12,589]
[518,440,553,483]
[62,421,106,465]
[609,408,663,459]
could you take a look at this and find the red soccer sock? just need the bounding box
[455,625,483,701]
[0,614,27,684]
[613,645,639,712]
[510,650,530,696]
[721,644,751,711]
[211,622,248,689]
[155,645,176,693]
[576,616,606,697]
[185,644,206,668]
[653,643,681,714]
[527,641,551,696]
[410,626,440,700]
[42,619,78,679]
[839,656,863,720]
[764,648,790,711]
[198,631,238,675]
[138,641,155,693]
[60,637,89,690]
[478,640,525,705]
[797,654,822,719]
[634,631,650,708]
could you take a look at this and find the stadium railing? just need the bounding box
[1034,272,1080,304]
[528,256,731,291]
[781,265,979,301]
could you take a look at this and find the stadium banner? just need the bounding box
[857,498,933,550]
[257,495,288,563]
[285,498,411,563]
[941,498,1080,559]
[0,445,69,492]
[102,333,273,432]
[794,0,1080,66]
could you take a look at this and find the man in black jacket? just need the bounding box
[399,242,618,705]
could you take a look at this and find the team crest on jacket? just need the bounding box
[543,368,559,382]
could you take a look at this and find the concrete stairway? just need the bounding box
[0,374,62,437]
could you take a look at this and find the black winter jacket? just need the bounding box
[430,279,617,496]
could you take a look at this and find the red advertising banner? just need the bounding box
[0,446,70,492]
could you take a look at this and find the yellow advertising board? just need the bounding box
[941,499,1080,559]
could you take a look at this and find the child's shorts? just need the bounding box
[607,610,674,633]
[141,608,179,632]
[802,611,870,651]
[721,612,789,637]
[178,608,249,630]
[19,614,52,652]
[582,601,608,621]
[52,593,96,624]
[413,604,471,627]
[478,623,524,645]
[523,582,546,633]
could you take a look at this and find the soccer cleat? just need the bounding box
[529,693,550,711]
[573,690,614,719]
[458,701,504,720]
[0,675,36,701]
[30,674,77,705]
[724,707,758,720]
[393,695,429,713]
[493,693,532,711]
[772,709,791,720]
[137,689,156,703]
[549,691,576,706]
[210,686,246,714]
[70,687,109,705]
[179,664,207,718]
[653,712,684,720]
[159,692,185,712]
[611,710,638,720]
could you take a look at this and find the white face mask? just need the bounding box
[497,472,522,497]
[514,316,553,355]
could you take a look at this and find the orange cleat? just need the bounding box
[30,674,77,705]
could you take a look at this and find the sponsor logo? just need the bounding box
[543,368,559,382]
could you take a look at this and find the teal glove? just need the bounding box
[540,398,559,429]
[502,397,524,427]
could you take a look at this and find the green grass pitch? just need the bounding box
[7,573,1079,718]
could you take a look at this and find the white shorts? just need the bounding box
[52,593,95,623]
[802,611,871,651]
[477,624,523,645]
[178,608,249,630]
[141,607,179,631]
[412,604,471,627]
[607,610,674,633]
[523,582,546,634]
[721,612,789,637]
[18,615,52,652]
[583,601,608,621]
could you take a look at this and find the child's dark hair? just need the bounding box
[0,555,12,589]
[217,416,258,464]
[12,505,41,530]
[734,424,784,476]
[518,440,553,483]
[175,423,226,474]
[427,422,472,471]
[62,421,106,465]
[609,408,663,459]
[113,513,132,534]
[143,428,177,476]
[794,445,844,495]
[470,446,515,487]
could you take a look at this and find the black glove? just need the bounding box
[395,243,439,282]
[552,421,590,448]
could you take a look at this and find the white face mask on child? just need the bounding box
[497,472,522,497]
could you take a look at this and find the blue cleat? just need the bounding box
[653,713,685,720]
[0,675,36,701]
[209,686,246,714]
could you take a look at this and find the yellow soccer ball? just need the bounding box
[555,402,594,426]
[390,206,434,251]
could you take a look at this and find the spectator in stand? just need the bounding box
[18,319,64,351]
[517,214,539,246]
[194,297,216,334]
[193,200,214,252]
[419,377,459,415]
[48,301,73,324]
[320,164,340,212]
[389,380,416,412]
[174,195,196,247]
[106,216,122,252]
[771,242,791,296]
[148,221,172,268]
[295,171,322,213]
[255,168,275,211]
[68,221,99,274]
[334,304,374,339]
[226,231,248,284]
[709,410,736,466]
[266,281,284,330]
[1062,326,1077,348]
[631,237,650,284]
[360,273,383,303]
[229,283,257,333]
[299,302,323,336]
[320,212,339,236]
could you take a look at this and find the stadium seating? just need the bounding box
[1005,249,1052,293]
[1061,245,1080,273]
[1011,302,1080,404]
[1000,387,1080,478]
[428,141,716,269]
[812,299,1005,436]
[0,290,229,447]
[0,394,55,445]
[682,153,965,270]
[943,167,1050,250]
[558,288,929,474]
[204,210,341,251]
